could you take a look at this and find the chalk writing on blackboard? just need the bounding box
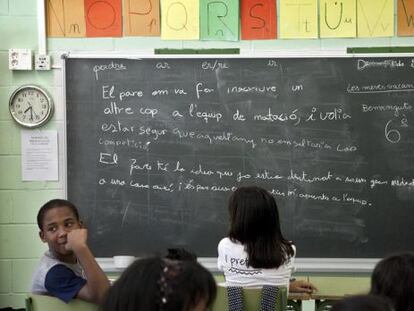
[66,57,414,258]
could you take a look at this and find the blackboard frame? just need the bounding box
[62,52,414,272]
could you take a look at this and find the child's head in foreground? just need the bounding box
[103,256,217,311]
[370,252,414,311]
[165,248,197,262]
[37,199,82,261]
[332,295,392,311]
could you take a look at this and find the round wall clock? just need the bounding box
[9,85,54,128]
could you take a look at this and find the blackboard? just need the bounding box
[65,56,414,259]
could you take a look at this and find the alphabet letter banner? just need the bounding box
[279,0,318,39]
[47,0,86,37]
[200,0,239,41]
[319,0,356,38]
[397,0,414,36]
[357,0,394,37]
[123,0,160,36]
[85,0,122,37]
[241,0,277,40]
[161,0,199,40]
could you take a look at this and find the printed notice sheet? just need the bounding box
[21,130,58,181]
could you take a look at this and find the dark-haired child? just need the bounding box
[31,199,110,304]
[218,186,316,293]
[165,247,197,262]
[370,252,414,311]
[332,295,393,311]
[102,256,217,311]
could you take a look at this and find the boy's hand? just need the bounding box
[66,228,88,252]
[289,280,318,293]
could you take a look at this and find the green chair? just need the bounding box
[25,294,99,311]
[210,286,288,311]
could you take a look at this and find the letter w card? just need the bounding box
[241,0,277,40]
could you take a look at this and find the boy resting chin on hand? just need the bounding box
[31,199,110,304]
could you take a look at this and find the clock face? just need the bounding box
[9,85,53,128]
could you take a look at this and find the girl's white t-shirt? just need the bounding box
[217,237,296,288]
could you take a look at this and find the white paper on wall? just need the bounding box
[21,130,58,181]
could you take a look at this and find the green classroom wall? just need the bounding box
[0,0,413,308]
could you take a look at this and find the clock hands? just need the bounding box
[24,103,40,121]
[24,102,34,120]
[24,105,33,120]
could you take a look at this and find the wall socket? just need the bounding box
[35,54,51,70]
[9,49,32,70]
